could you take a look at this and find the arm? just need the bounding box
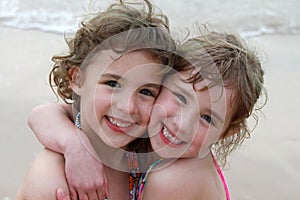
[28,103,109,200]
[28,103,74,154]
[16,149,69,200]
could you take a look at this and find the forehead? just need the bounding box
[85,50,164,83]
[106,51,161,74]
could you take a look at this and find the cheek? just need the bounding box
[197,128,222,157]
[138,101,155,124]
[80,82,102,107]
[191,130,205,147]
[93,89,112,114]
[149,100,168,125]
[188,126,209,153]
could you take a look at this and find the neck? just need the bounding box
[82,121,129,172]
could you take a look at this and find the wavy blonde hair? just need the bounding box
[49,0,174,103]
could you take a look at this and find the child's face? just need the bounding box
[77,50,163,148]
[148,70,235,158]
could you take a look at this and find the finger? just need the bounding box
[104,179,110,197]
[78,191,89,200]
[56,188,71,200]
[87,191,99,200]
[69,187,78,200]
[97,190,107,200]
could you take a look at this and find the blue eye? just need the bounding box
[201,114,212,124]
[140,89,155,97]
[174,92,186,104]
[104,80,120,88]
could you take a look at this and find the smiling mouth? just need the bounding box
[105,116,137,134]
[107,116,133,128]
[161,126,184,145]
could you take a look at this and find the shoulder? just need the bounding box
[141,159,201,200]
[141,157,227,200]
[16,148,69,200]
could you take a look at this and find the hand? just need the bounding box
[57,188,71,200]
[64,131,109,200]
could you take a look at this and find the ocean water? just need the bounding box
[0,0,299,37]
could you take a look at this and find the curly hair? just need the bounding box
[173,28,267,167]
[49,0,174,103]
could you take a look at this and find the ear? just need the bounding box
[69,66,82,95]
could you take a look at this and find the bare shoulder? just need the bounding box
[141,158,227,200]
[141,159,198,200]
[16,148,69,200]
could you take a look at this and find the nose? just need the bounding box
[114,91,137,115]
[154,88,181,130]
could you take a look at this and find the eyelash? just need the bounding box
[201,114,215,125]
[104,80,120,88]
[104,80,156,97]
[140,89,155,97]
[173,92,187,104]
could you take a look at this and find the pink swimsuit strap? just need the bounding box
[211,152,231,200]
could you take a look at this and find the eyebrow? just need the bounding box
[143,83,161,90]
[173,82,194,101]
[100,73,121,80]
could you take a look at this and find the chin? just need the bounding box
[154,148,181,159]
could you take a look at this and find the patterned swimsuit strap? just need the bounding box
[137,158,163,200]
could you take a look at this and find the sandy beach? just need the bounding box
[1,27,299,199]
[0,27,63,199]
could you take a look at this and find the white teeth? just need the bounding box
[108,117,132,128]
[162,126,183,145]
